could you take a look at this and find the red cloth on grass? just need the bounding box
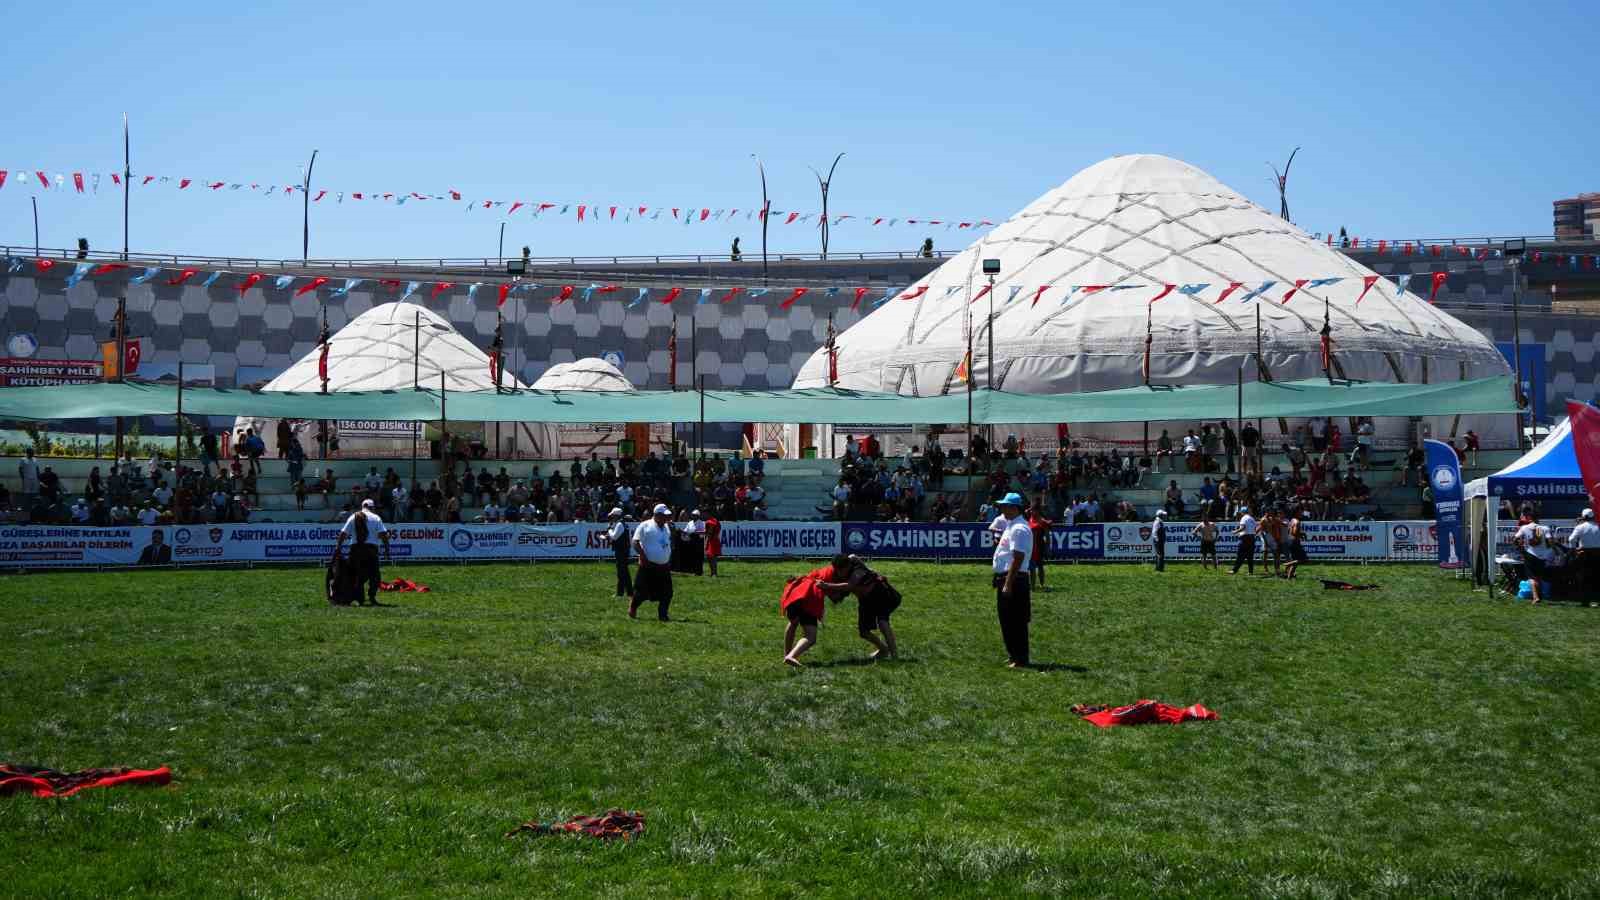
[505,808,644,840]
[1074,700,1218,728]
[0,764,171,798]
[379,578,430,592]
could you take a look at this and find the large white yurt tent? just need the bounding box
[523,357,670,457]
[794,154,1512,448]
[235,301,531,457]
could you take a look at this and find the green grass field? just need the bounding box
[3,560,1598,897]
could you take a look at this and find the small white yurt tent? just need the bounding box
[525,357,670,458]
[235,301,530,457]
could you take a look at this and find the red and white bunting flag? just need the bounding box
[295,276,330,297]
[969,284,992,305]
[900,285,929,301]
[430,282,454,300]
[721,287,743,303]
[167,268,199,286]
[852,286,869,311]
[1214,282,1244,304]
[1030,286,1049,307]
[659,287,683,304]
[557,285,575,303]
[780,287,808,310]
[1355,275,1380,304]
[236,272,263,295]
[784,212,800,225]
[91,263,128,276]
[497,283,511,307]
[1280,279,1309,304]
[508,201,524,215]
[1149,283,1175,303]
[73,172,84,192]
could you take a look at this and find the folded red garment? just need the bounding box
[0,764,172,798]
[506,808,645,840]
[1073,700,1218,728]
[379,578,430,592]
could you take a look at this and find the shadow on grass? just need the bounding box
[1019,662,1089,673]
[808,656,924,669]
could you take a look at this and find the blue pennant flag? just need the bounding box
[698,288,712,305]
[402,281,421,300]
[824,287,840,298]
[629,287,649,307]
[1240,281,1277,302]
[6,258,23,274]
[332,278,365,298]
[66,262,91,290]
[1395,274,1412,297]
[202,271,223,288]
[274,275,294,291]
[1307,278,1343,288]
[582,283,599,303]
[467,283,481,302]
[129,267,161,285]
[1007,286,1023,303]
[1177,283,1209,297]
[748,288,770,299]
[872,286,902,308]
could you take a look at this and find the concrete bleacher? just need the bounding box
[0,448,1524,524]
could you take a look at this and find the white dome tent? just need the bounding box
[795,154,1513,450]
[524,357,670,458]
[235,301,531,457]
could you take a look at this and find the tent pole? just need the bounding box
[440,370,448,474]
[413,310,420,391]
[175,361,183,471]
[698,375,706,462]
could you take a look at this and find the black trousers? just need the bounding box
[1232,535,1256,574]
[995,575,1032,665]
[632,563,673,620]
[613,549,633,596]
[350,543,381,603]
[1154,537,1166,571]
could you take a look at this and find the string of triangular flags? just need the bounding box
[0,168,994,231]
[7,257,1474,308]
[1316,234,1600,270]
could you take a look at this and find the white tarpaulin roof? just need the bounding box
[795,154,1510,398]
[530,357,633,392]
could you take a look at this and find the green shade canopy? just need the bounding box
[0,376,1520,426]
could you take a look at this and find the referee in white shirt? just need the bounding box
[335,499,390,605]
[993,492,1033,668]
[1231,507,1259,575]
[606,507,633,599]
[630,503,674,621]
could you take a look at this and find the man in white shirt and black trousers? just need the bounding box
[606,507,633,599]
[1231,507,1259,575]
[1151,509,1169,571]
[993,492,1033,669]
[631,503,674,621]
[334,499,390,606]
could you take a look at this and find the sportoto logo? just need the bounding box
[1107,527,1124,542]
[1431,466,1457,492]
[844,528,867,551]
[1392,524,1411,541]
[449,529,474,552]
[174,528,192,545]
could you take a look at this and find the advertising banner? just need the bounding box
[716,522,842,558]
[0,358,103,387]
[335,419,423,438]
[1102,520,1389,560]
[1424,438,1465,568]
[840,521,1102,560]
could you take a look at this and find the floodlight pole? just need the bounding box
[413,310,421,391]
[114,296,127,460]
[498,223,505,263]
[32,197,39,256]
[1509,252,1525,451]
[302,149,318,264]
[122,113,130,260]
[752,154,769,281]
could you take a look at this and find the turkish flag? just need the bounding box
[488,349,500,383]
[969,284,992,305]
[295,276,330,297]
[1281,279,1309,304]
[1150,284,1176,303]
[168,268,199,286]
[557,285,575,303]
[779,287,808,310]
[497,283,512,307]
[722,287,744,303]
[1428,272,1448,304]
[658,287,683,304]
[237,272,263,295]
[73,172,84,193]
[851,287,869,311]
[1214,282,1244,304]
[1567,401,1600,513]
[35,259,55,273]
[318,342,330,382]
[1355,275,1379,305]
[124,339,142,376]
[91,263,128,276]
[430,282,455,300]
[900,285,929,302]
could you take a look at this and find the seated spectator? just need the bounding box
[483,501,502,523]
[1163,480,1185,517]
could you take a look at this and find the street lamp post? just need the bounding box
[1505,239,1527,451]
[302,149,318,264]
[811,153,844,260]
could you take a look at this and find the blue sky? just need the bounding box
[3,0,1595,262]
